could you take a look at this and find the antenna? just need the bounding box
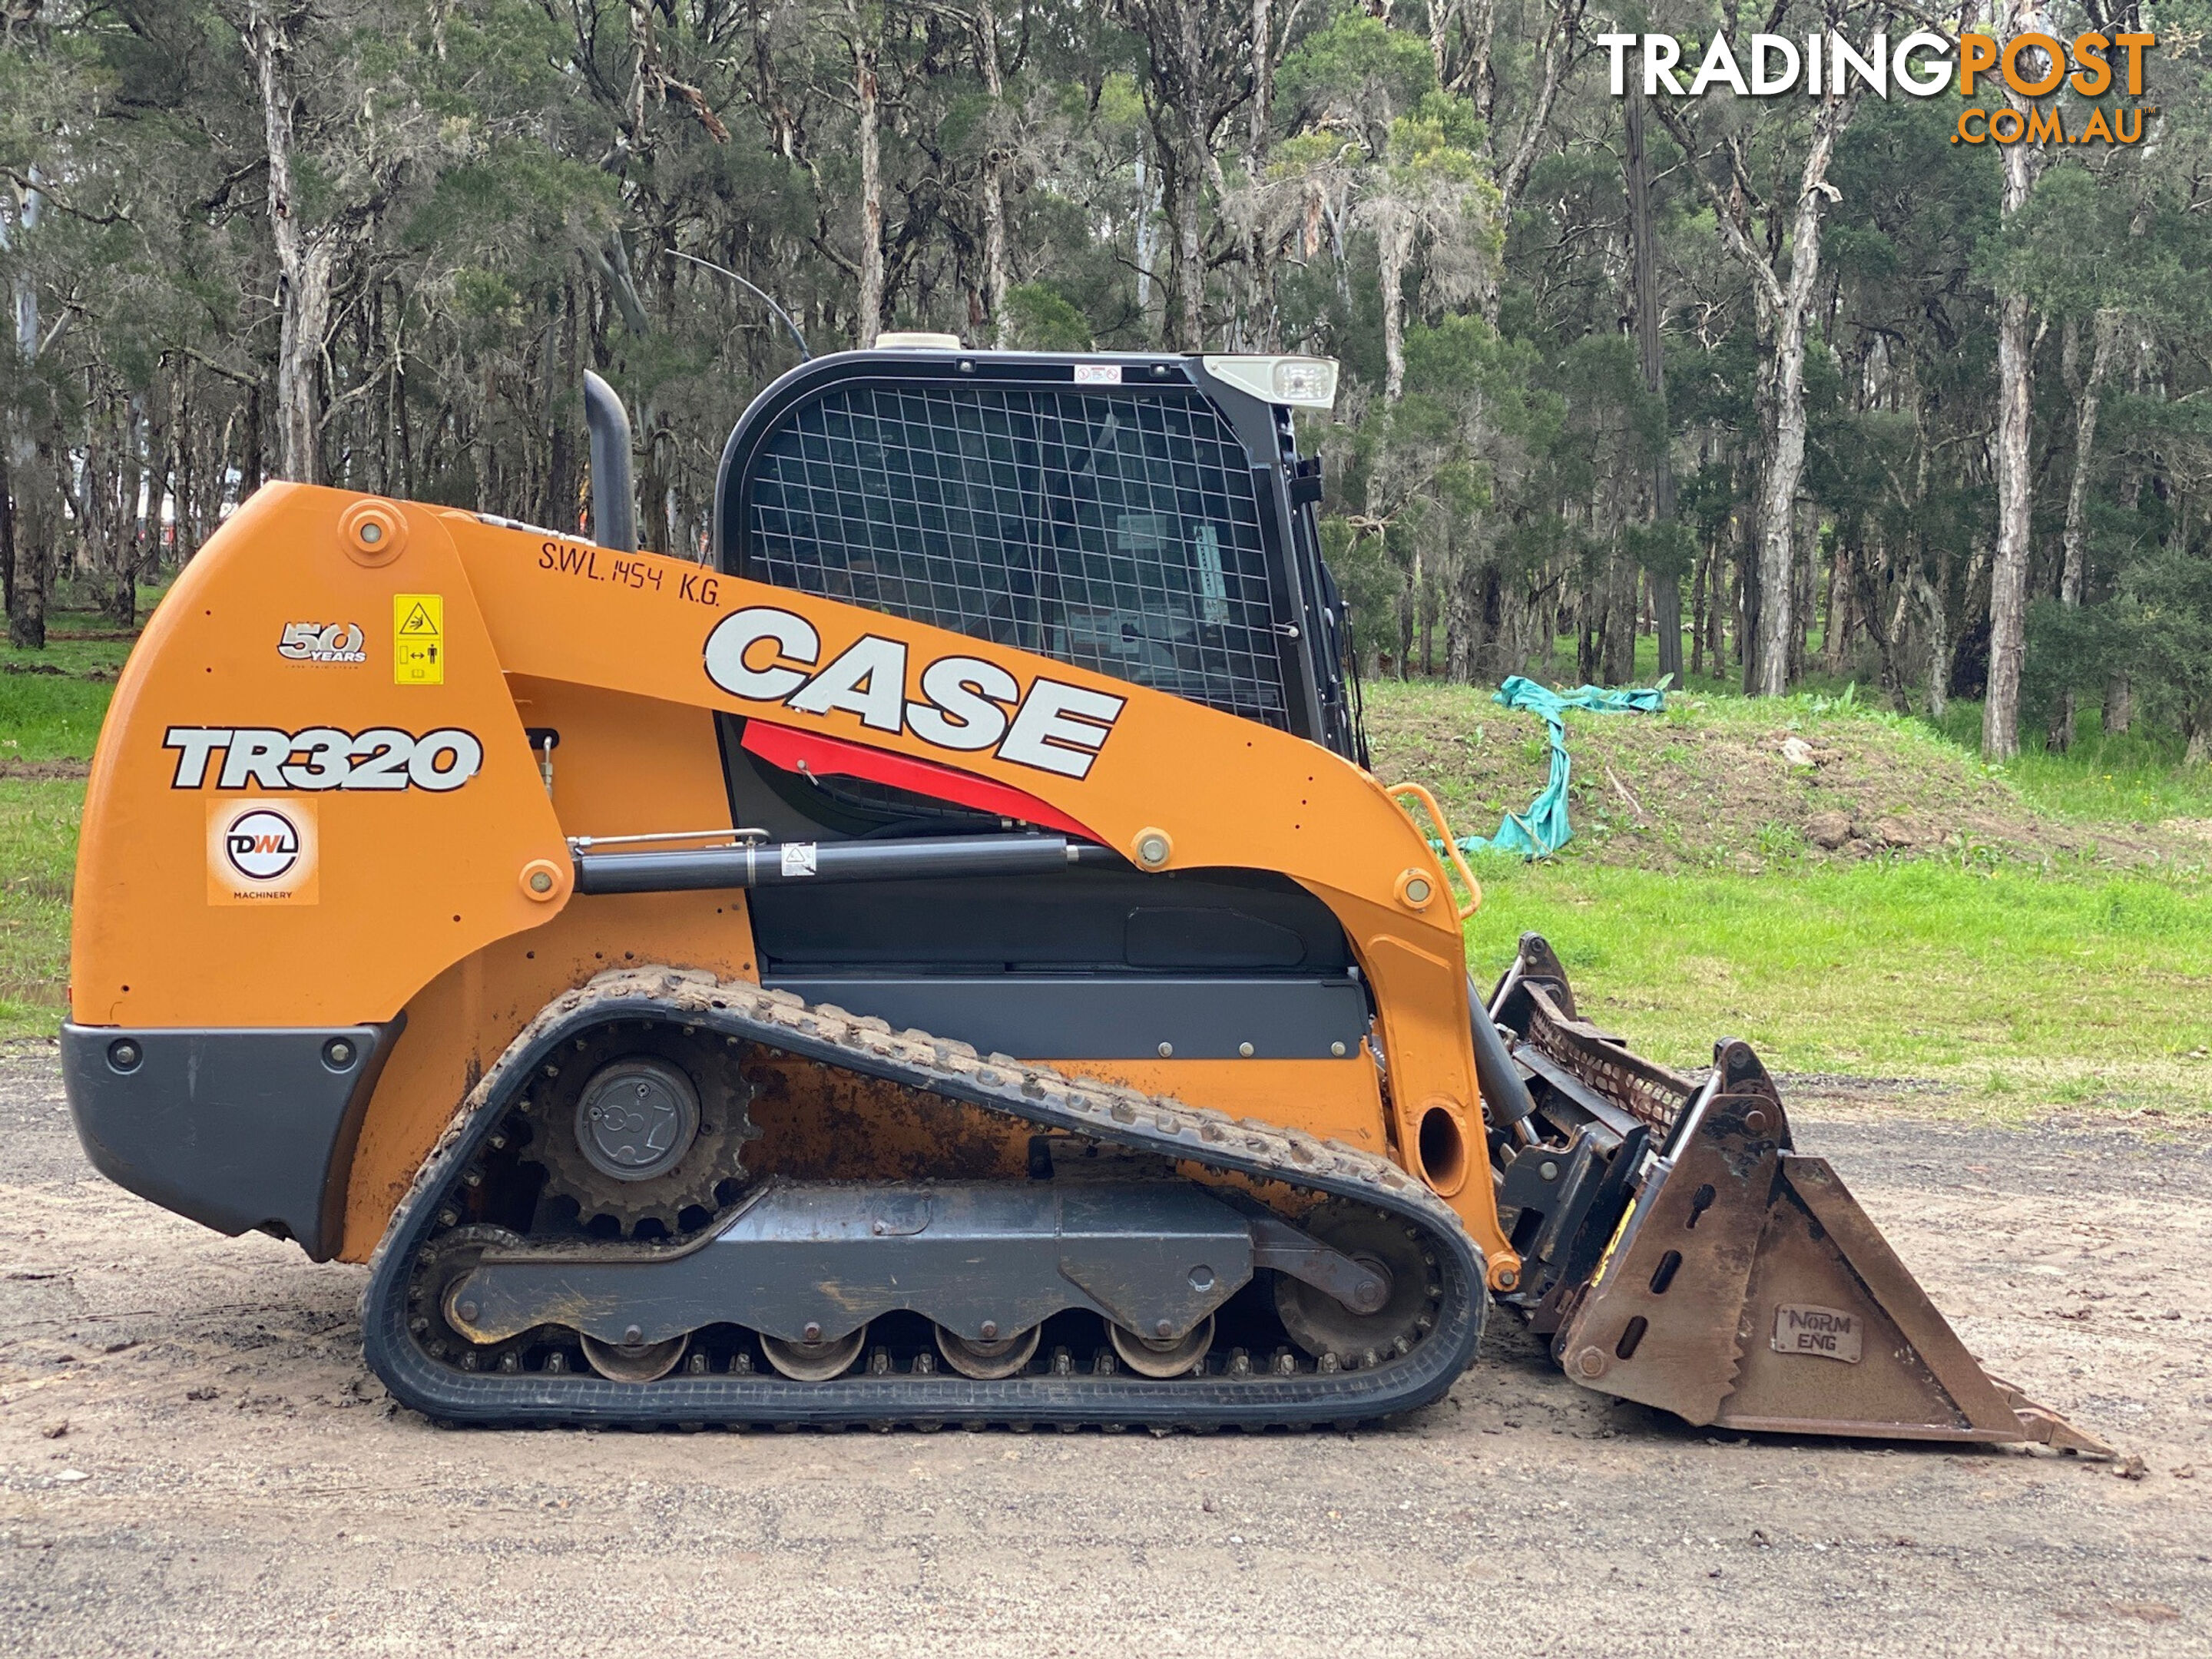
[668,250,813,361]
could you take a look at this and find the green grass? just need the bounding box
[1462,856,2212,1112]
[1,604,143,766]
[0,779,81,1038]
[1925,703,2212,825]
[4,598,2209,1115]
[1,601,137,1037]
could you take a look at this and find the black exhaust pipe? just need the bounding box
[582,369,637,553]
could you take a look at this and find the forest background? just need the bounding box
[2,0,2210,1106]
[2,0,2209,758]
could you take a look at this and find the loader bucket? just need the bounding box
[1490,941,2108,1453]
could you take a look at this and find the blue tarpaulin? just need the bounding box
[1454,676,1666,859]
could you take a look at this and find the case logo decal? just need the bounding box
[207,799,319,906]
[702,606,1124,780]
[277,622,366,664]
[164,727,484,793]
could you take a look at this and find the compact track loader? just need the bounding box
[62,345,2101,1445]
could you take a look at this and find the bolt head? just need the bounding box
[108,1040,141,1071]
[1405,877,1432,904]
[1330,1041,1347,1057]
[1154,1319,1173,1339]
[1745,1108,1770,1135]
[528,869,554,893]
[1575,1346,1608,1379]
[455,1300,479,1323]
[1237,1041,1254,1058]
[979,1320,999,1340]
[622,1325,643,1346]
[803,1322,823,1343]
[1157,1041,1174,1058]
[324,1038,355,1068]
[357,520,382,545]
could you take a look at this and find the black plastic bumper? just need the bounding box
[60,1021,399,1260]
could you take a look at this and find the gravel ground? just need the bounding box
[0,1045,2205,1657]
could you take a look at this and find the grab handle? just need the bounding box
[1386,782,1482,921]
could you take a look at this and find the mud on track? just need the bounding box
[0,1047,2205,1657]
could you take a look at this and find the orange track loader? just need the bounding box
[60,346,2101,1443]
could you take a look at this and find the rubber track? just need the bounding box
[362,967,1488,1429]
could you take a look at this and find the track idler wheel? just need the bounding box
[414,1225,528,1372]
[760,1325,869,1382]
[1108,1314,1216,1378]
[1274,1202,1441,1369]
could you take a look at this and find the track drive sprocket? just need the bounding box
[522,1020,757,1237]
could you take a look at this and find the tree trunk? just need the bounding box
[1602,545,1636,685]
[1708,508,1730,670]
[1917,565,1949,720]
[1753,316,1810,695]
[9,435,53,650]
[1495,0,1584,215]
[1624,84,1681,685]
[1981,17,2050,760]
[976,0,1010,348]
[2104,674,2131,734]
[1789,496,1816,684]
[1824,534,1853,674]
[1656,86,1857,696]
[1134,150,1158,326]
[1690,536,1708,680]
[249,2,329,485]
[114,389,153,625]
[1169,153,1204,349]
[853,15,884,347]
[242,382,264,500]
[7,170,48,647]
[1376,204,1411,404]
[1242,0,1278,349]
[2048,306,2121,753]
[541,279,579,532]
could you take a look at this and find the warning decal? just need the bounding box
[207,797,319,906]
[395,593,445,685]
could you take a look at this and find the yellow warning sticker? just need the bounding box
[394,593,444,685]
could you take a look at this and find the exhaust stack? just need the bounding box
[583,369,637,553]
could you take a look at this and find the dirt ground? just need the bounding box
[0,1047,2205,1657]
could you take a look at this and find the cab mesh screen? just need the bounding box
[744,384,1290,725]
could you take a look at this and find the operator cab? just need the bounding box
[700,343,1370,1065]
[710,344,1363,765]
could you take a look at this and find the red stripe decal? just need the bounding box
[739,722,1098,841]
